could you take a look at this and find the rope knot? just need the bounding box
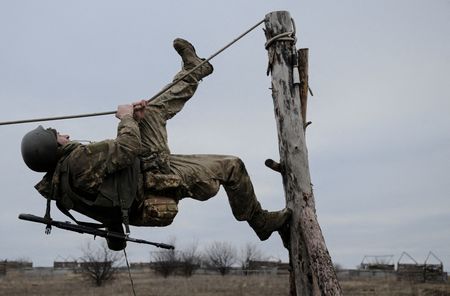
[264,18,297,49]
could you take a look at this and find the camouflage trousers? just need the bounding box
[138,70,261,221]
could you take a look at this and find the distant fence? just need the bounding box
[397,264,425,282]
[424,264,445,282]
[130,262,152,269]
[397,263,447,283]
[1,260,33,270]
[1,258,446,282]
[0,262,5,276]
[337,269,396,281]
[0,260,33,275]
[351,252,448,283]
[360,263,395,271]
[337,265,448,283]
[53,261,80,269]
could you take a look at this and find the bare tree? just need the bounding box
[205,241,237,276]
[150,239,178,277]
[240,242,264,275]
[78,241,122,287]
[179,240,201,277]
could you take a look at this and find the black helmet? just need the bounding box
[21,125,58,172]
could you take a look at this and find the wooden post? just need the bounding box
[298,48,310,129]
[264,11,342,296]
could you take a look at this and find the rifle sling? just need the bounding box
[56,203,105,229]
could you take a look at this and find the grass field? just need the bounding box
[1,270,450,295]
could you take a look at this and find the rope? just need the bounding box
[124,248,137,296]
[0,111,115,126]
[264,18,297,49]
[0,18,265,126]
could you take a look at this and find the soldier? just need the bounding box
[21,38,290,250]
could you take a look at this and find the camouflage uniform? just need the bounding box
[36,115,141,227]
[138,70,261,223]
[36,39,289,245]
[36,70,260,227]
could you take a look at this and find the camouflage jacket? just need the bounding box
[36,115,142,224]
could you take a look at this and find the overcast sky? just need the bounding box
[1,0,449,270]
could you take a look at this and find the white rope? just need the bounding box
[0,18,265,126]
[264,18,297,49]
[124,248,137,296]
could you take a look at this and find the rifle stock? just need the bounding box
[18,213,174,249]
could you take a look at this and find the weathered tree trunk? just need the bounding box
[264,11,342,296]
[298,48,309,128]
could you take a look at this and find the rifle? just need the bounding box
[18,213,174,250]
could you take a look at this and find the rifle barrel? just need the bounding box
[18,213,174,249]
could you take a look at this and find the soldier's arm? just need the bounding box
[109,114,142,170]
[68,109,142,193]
[79,104,142,170]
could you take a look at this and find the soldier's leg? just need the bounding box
[133,39,214,228]
[138,38,213,171]
[150,38,213,120]
[170,155,290,241]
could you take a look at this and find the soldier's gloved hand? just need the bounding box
[132,100,147,121]
[116,104,134,120]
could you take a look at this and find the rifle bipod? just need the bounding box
[18,213,174,249]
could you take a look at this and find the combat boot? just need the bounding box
[173,38,213,80]
[248,208,291,241]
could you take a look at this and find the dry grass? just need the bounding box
[1,270,450,295]
[341,278,450,296]
[0,270,289,296]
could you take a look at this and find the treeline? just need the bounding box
[2,240,273,287]
[150,240,266,277]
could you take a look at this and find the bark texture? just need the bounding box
[298,48,309,128]
[264,11,342,296]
